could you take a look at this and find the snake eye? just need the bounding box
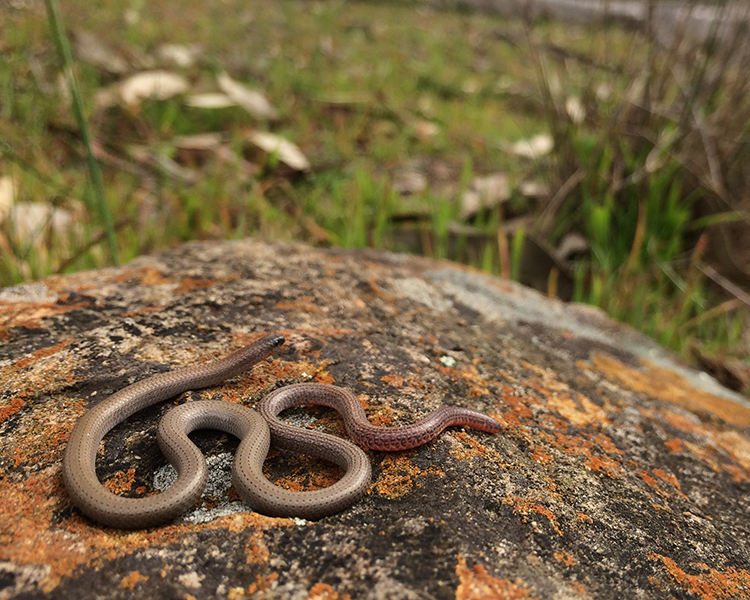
[268,334,285,348]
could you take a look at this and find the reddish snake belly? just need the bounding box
[62,334,502,528]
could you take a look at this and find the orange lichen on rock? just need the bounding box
[118,571,149,590]
[0,394,26,423]
[455,554,539,600]
[592,354,750,428]
[448,364,493,398]
[309,582,351,600]
[449,430,504,462]
[501,495,564,536]
[174,275,237,295]
[637,471,670,498]
[553,550,576,567]
[104,469,137,494]
[0,340,75,423]
[244,529,269,564]
[530,379,611,428]
[665,438,685,452]
[648,552,750,599]
[658,409,750,483]
[380,373,406,387]
[273,296,328,316]
[0,462,291,593]
[494,390,535,426]
[374,454,445,499]
[244,573,279,596]
[269,457,344,493]
[542,431,623,478]
[108,266,172,285]
[531,448,554,465]
[0,300,85,340]
[652,468,689,500]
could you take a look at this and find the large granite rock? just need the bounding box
[1,240,748,599]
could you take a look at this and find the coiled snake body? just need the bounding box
[62,334,502,528]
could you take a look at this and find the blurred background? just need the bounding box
[1,0,749,394]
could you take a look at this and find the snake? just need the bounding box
[62,334,502,528]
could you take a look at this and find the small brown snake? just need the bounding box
[62,334,502,528]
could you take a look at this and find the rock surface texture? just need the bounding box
[1,240,749,599]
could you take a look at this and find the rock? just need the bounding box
[0,240,749,599]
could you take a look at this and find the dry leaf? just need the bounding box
[156,44,202,68]
[246,131,310,171]
[461,173,509,219]
[519,180,550,198]
[119,71,189,106]
[74,31,129,74]
[128,145,199,183]
[217,72,278,120]
[393,169,428,196]
[413,120,440,141]
[174,133,224,167]
[174,133,224,150]
[0,176,17,224]
[10,202,84,242]
[504,134,554,158]
[565,97,585,124]
[185,93,237,109]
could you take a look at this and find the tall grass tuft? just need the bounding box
[527,3,750,355]
[43,0,119,264]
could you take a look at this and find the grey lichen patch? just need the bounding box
[154,452,252,524]
[390,277,454,314]
[0,281,56,303]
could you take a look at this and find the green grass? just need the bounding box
[1,0,748,391]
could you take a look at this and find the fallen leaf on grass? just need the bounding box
[74,30,129,74]
[0,176,17,224]
[245,131,310,171]
[156,44,202,68]
[185,93,237,108]
[118,71,190,106]
[174,133,224,167]
[218,72,278,120]
[128,145,199,183]
[461,173,509,219]
[519,180,550,198]
[393,168,428,196]
[565,96,585,124]
[9,201,85,244]
[503,134,554,159]
[413,120,440,141]
[174,133,224,150]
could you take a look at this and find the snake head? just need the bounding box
[265,333,285,349]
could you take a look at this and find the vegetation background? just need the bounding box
[1,0,749,394]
